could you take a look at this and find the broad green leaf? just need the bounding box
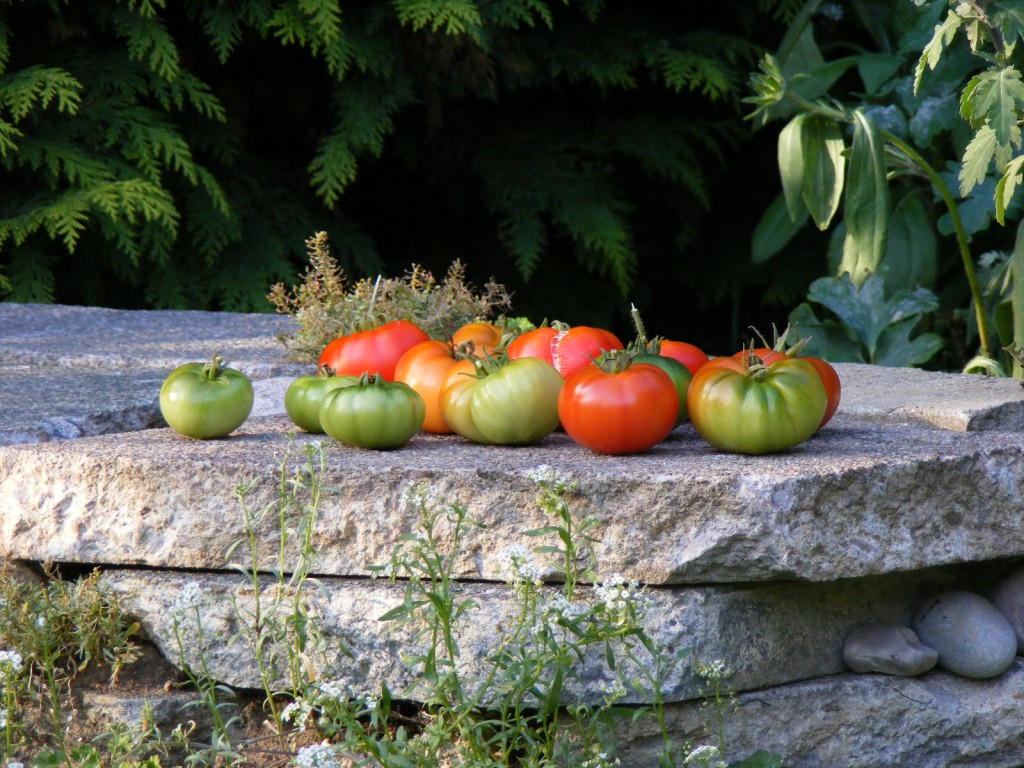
[882,192,937,292]
[801,114,845,230]
[752,192,809,263]
[778,114,807,221]
[839,110,888,285]
[960,125,998,195]
[857,53,903,95]
[788,302,865,362]
[990,2,1024,41]
[873,317,944,366]
[995,155,1024,224]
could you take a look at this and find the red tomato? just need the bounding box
[551,326,623,378]
[452,322,503,355]
[394,340,462,433]
[558,361,677,454]
[659,340,709,376]
[506,327,558,366]
[318,320,429,381]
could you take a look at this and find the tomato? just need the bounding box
[159,355,254,439]
[440,356,563,444]
[506,326,558,366]
[731,347,840,429]
[687,356,826,455]
[284,366,359,433]
[452,322,503,355]
[632,352,692,426]
[551,326,624,378]
[658,340,710,376]
[803,356,841,428]
[319,373,425,449]
[394,340,465,434]
[318,320,429,381]
[558,355,678,454]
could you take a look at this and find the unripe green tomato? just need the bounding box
[284,370,359,433]
[159,356,254,439]
[319,375,425,449]
[469,357,563,444]
[632,352,692,427]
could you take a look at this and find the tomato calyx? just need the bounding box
[201,354,230,382]
[593,347,640,374]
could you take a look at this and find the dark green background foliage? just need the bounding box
[0,0,802,350]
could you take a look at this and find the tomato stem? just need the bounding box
[202,354,226,381]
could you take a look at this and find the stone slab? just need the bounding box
[99,562,1009,704]
[614,658,1024,768]
[3,415,1024,584]
[833,362,1024,431]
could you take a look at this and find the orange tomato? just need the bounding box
[394,341,466,434]
[452,322,503,355]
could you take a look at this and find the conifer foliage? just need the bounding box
[0,1,768,313]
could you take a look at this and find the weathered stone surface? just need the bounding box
[842,622,937,676]
[613,659,1024,768]
[98,563,1005,702]
[912,590,1018,679]
[4,415,1024,584]
[833,362,1024,431]
[989,565,1024,651]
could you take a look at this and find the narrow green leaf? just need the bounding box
[995,155,1024,224]
[1011,220,1024,377]
[801,114,845,230]
[960,125,998,195]
[778,113,807,221]
[752,192,809,263]
[839,110,889,285]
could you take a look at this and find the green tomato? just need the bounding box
[159,355,254,439]
[444,357,562,445]
[686,357,826,455]
[319,373,425,449]
[632,352,692,427]
[284,366,359,433]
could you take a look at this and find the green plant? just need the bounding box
[744,0,1024,373]
[0,563,143,761]
[268,232,513,361]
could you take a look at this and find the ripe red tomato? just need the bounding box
[506,326,558,366]
[659,340,709,376]
[551,326,623,378]
[558,359,677,454]
[318,320,429,381]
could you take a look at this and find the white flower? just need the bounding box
[281,698,313,731]
[169,582,206,620]
[0,708,7,728]
[494,544,544,585]
[683,744,726,767]
[694,658,732,682]
[594,574,647,625]
[317,679,348,701]
[294,741,341,768]
[7,762,25,768]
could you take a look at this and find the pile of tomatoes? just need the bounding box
[279,316,841,456]
[157,313,840,456]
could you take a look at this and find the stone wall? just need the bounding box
[3,303,1024,766]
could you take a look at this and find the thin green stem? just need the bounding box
[883,130,992,357]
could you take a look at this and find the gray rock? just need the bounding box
[614,659,1024,768]
[912,590,1017,679]
[842,622,938,676]
[989,565,1024,652]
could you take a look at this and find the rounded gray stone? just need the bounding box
[912,590,1017,679]
[990,565,1024,652]
[843,622,938,676]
